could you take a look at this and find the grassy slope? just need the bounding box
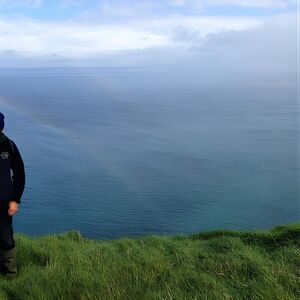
[0,223,299,300]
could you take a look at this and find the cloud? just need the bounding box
[168,0,186,7]
[82,0,297,22]
[168,0,296,8]
[0,0,296,84]
[210,0,285,7]
[0,18,172,57]
[0,14,262,59]
[0,12,296,83]
[194,13,298,72]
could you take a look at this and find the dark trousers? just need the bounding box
[0,201,15,250]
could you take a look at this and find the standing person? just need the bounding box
[0,112,25,278]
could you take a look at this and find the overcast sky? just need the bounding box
[0,0,298,73]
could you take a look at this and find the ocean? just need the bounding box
[0,68,298,239]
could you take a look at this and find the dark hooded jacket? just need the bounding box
[0,132,25,204]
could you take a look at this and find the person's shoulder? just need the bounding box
[9,139,19,152]
[5,137,18,152]
[1,134,20,152]
[9,139,16,145]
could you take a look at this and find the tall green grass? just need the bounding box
[0,223,299,299]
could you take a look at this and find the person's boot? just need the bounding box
[0,247,18,279]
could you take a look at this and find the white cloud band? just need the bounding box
[0,15,262,57]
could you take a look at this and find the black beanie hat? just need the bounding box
[0,112,4,132]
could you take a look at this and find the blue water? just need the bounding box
[0,68,298,239]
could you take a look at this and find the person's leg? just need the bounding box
[0,201,17,275]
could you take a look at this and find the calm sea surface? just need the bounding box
[0,68,298,239]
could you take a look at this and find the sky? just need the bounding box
[0,0,298,73]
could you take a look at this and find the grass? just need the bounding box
[0,223,299,300]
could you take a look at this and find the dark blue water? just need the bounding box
[0,68,298,239]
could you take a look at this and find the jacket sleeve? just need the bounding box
[10,140,25,204]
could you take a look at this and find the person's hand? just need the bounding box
[8,201,19,216]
